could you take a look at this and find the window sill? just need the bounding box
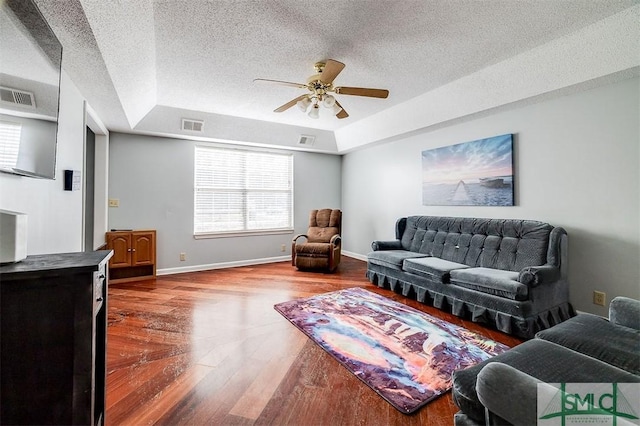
[194,228,294,239]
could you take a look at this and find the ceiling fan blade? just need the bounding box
[334,86,389,98]
[319,59,345,84]
[253,78,308,89]
[334,100,349,119]
[274,94,308,113]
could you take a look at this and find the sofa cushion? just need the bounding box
[450,267,528,300]
[536,313,640,375]
[367,250,428,270]
[403,257,469,283]
[452,339,640,423]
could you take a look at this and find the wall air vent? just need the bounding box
[181,118,204,132]
[297,134,315,146]
[0,86,36,108]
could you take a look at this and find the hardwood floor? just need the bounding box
[106,257,521,425]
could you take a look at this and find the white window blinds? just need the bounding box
[194,145,293,235]
[0,121,21,170]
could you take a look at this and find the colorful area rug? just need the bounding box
[274,287,510,414]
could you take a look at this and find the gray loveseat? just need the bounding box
[452,296,640,425]
[367,216,574,338]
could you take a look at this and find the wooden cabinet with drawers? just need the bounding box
[106,230,156,283]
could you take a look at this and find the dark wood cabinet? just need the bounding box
[106,230,156,283]
[0,251,112,425]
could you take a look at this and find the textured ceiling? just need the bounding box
[33,0,638,141]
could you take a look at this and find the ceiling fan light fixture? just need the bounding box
[322,94,336,108]
[297,97,311,112]
[256,59,388,120]
[308,104,320,119]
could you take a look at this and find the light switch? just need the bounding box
[108,199,119,207]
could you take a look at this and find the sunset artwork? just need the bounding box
[422,134,514,206]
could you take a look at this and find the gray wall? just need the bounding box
[341,77,639,316]
[108,132,341,272]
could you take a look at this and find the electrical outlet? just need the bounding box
[108,198,119,207]
[179,252,186,261]
[280,244,286,252]
[593,291,606,306]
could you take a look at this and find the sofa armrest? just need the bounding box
[477,363,558,426]
[609,297,640,330]
[371,240,403,251]
[518,265,560,287]
[330,234,342,246]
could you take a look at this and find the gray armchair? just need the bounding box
[465,296,640,425]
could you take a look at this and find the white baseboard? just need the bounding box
[157,255,290,276]
[342,251,367,262]
[156,251,367,276]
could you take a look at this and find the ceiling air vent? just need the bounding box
[0,86,36,108]
[297,134,315,146]
[181,118,204,132]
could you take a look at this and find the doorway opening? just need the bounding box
[84,127,95,251]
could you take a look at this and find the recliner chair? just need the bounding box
[292,209,342,272]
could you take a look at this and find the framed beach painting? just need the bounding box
[422,134,514,206]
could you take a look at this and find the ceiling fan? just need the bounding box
[253,59,389,119]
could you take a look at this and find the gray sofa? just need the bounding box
[367,216,574,338]
[452,296,640,425]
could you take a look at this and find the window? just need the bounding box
[194,145,293,236]
[0,121,21,170]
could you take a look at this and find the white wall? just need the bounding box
[0,71,86,254]
[136,105,339,154]
[107,132,342,272]
[341,77,639,316]
[335,6,639,152]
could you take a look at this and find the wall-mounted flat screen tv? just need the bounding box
[0,0,62,180]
